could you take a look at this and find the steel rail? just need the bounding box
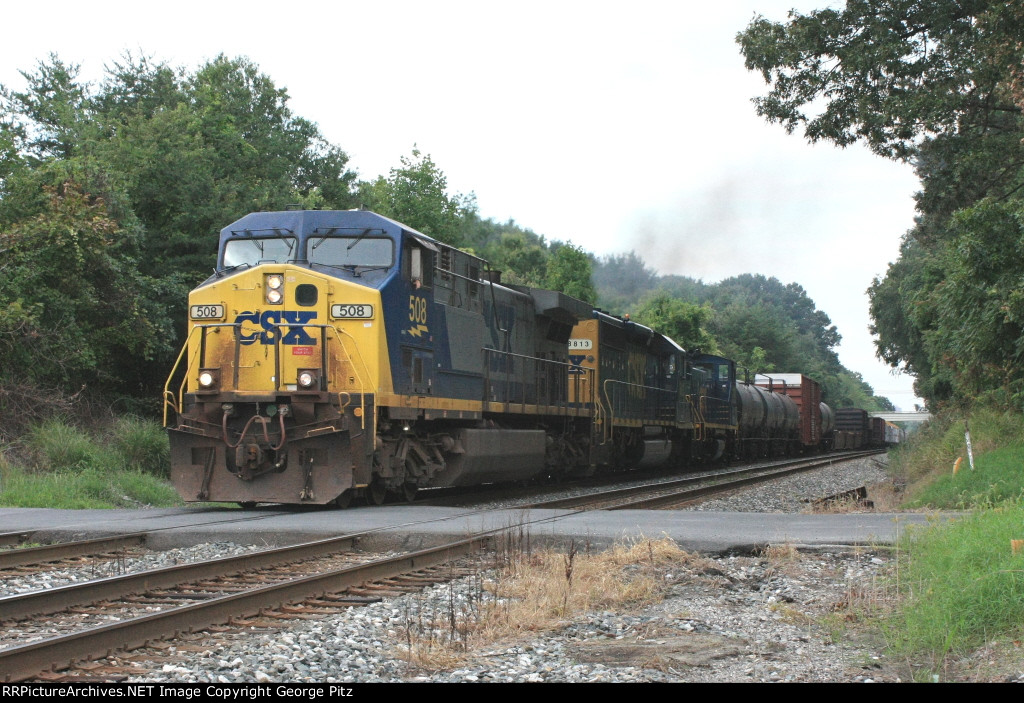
[0,532,32,548]
[0,510,300,571]
[0,533,359,621]
[0,534,490,682]
[523,450,883,511]
[0,534,148,570]
[610,450,884,510]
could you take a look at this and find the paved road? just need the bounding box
[0,505,946,553]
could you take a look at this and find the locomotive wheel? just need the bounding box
[368,477,387,506]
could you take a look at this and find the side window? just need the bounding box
[407,246,432,289]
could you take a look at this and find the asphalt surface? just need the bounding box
[0,505,945,554]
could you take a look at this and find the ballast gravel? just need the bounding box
[119,548,897,683]
[104,456,924,683]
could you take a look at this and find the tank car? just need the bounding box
[754,373,826,454]
[163,210,596,506]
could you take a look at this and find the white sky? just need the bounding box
[1,1,925,410]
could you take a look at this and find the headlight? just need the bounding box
[297,370,318,389]
[198,369,220,389]
[265,274,284,304]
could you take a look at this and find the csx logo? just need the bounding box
[235,311,317,345]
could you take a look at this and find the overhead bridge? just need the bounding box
[869,411,932,423]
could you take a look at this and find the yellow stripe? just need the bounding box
[376,394,594,418]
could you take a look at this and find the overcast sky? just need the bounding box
[1,1,925,410]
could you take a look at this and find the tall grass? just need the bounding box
[0,416,178,508]
[890,407,1024,505]
[0,464,179,508]
[397,537,697,667]
[886,504,1024,675]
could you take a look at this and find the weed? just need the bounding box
[397,536,695,668]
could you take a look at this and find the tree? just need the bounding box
[545,243,597,304]
[358,147,473,246]
[0,53,360,398]
[0,183,173,392]
[632,293,718,354]
[740,1,1024,408]
[737,0,1020,161]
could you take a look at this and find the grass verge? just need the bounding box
[882,410,1024,680]
[886,504,1024,679]
[0,416,179,508]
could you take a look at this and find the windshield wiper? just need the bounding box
[346,228,374,251]
[215,262,253,277]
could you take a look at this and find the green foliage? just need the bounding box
[886,504,1024,673]
[0,464,179,508]
[545,243,596,303]
[737,0,1017,161]
[0,182,172,392]
[0,53,360,399]
[890,407,1024,503]
[593,252,659,311]
[108,416,170,478]
[632,293,717,353]
[25,419,111,472]
[593,267,892,408]
[358,147,473,246]
[908,445,1024,510]
[740,1,1024,409]
[22,416,169,478]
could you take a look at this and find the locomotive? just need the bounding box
[162,210,868,507]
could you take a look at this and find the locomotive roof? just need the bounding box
[219,209,451,257]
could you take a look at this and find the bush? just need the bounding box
[109,416,170,477]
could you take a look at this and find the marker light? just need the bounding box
[297,369,319,389]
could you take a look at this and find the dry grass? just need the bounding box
[762,542,800,563]
[397,536,698,668]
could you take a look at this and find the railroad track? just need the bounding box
[521,450,885,511]
[0,533,491,682]
[0,449,883,681]
[0,509,304,574]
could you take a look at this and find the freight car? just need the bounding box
[163,209,859,506]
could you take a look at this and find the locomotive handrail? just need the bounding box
[328,325,373,431]
[686,394,706,441]
[162,324,208,427]
[481,348,594,416]
[600,378,679,443]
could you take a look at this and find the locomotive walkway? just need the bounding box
[0,504,945,554]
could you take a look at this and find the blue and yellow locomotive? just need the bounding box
[164,210,597,506]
